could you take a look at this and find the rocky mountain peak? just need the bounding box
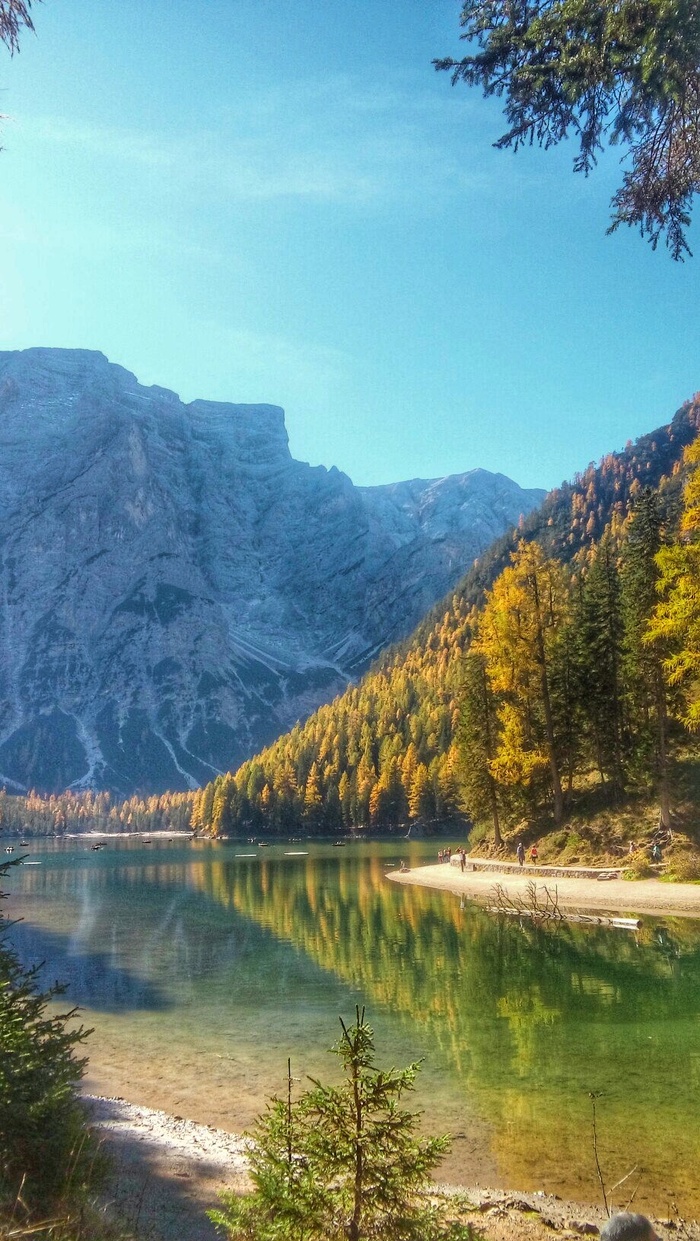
[0,348,544,795]
[187,399,291,467]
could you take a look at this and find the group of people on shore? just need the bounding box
[436,843,544,868]
[437,836,667,876]
[516,840,539,866]
[437,846,468,871]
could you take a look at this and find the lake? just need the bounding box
[5,836,700,1214]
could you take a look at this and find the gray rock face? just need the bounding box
[0,348,544,794]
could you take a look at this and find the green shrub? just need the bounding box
[668,851,700,881]
[0,860,98,1215]
[624,857,655,879]
[210,1007,475,1241]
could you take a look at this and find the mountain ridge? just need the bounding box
[0,347,544,795]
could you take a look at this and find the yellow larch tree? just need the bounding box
[648,436,700,728]
[474,540,570,825]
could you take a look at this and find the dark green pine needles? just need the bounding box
[210,1006,475,1241]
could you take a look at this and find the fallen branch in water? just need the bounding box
[489,880,564,921]
[485,881,642,930]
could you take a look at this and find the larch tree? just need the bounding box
[408,762,433,822]
[647,435,700,728]
[303,762,324,830]
[475,540,569,826]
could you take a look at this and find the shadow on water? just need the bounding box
[7,918,172,1012]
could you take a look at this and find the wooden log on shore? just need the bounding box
[485,905,642,929]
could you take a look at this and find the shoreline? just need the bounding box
[388,861,700,918]
[85,1095,698,1241]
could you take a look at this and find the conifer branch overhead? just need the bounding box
[436,0,700,257]
[0,0,35,55]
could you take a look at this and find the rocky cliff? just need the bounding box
[0,348,544,794]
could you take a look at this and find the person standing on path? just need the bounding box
[516,841,525,867]
[530,844,539,864]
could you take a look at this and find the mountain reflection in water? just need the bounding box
[7,839,700,1214]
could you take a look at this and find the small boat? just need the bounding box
[5,846,14,854]
[258,841,270,848]
[19,840,30,847]
[333,841,346,848]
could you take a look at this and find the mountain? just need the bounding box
[191,393,700,840]
[0,347,544,795]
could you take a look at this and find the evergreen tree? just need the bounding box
[210,1008,473,1241]
[436,0,700,256]
[621,489,673,825]
[456,650,503,844]
[0,860,98,1214]
[573,534,626,792]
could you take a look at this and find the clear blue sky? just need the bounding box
[1,0,698,491]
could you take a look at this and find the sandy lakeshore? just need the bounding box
[388,860,700,918]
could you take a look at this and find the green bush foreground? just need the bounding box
[210,1006,475,1241]
[0,859,103,1226]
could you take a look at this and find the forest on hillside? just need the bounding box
[190,397,700,844]
[1,398,699,846]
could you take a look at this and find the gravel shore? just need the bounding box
[86,1095,700,1241]
[85,1095,249,1241]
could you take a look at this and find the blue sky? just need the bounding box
[1,0,699,491]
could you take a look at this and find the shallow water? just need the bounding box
[5,836,700,1213]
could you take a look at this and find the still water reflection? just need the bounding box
[6,837,700,1212]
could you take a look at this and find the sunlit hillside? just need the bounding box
[192,397,700,848]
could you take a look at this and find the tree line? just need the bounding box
[0,787,193,836]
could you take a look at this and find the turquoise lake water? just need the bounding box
[5,836,700,1213]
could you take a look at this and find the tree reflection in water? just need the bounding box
[9,840,700,1214]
